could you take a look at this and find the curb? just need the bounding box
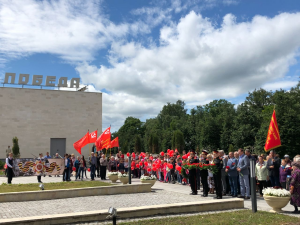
[0,199,244,224]
[0,183,151,202]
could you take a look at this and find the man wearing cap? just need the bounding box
[200,150,209,197]
[213,150,223,199]
[189,150,199,195]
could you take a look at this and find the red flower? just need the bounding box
[226,166,230,169]
[232,163,235,165]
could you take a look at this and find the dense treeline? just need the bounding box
[112,82,300,158]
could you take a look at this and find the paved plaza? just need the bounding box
[0,173,298,222]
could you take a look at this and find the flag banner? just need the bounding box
[13,158,64,177]
[73,131,89,154]
[89,130,98,143]
[264,110,281,152]
[95,127,111,150]
[110,137,119,148]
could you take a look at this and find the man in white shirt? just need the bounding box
[6,153,14,184]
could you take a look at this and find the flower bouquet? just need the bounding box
[262,187,291,213]
[181,163,218,178]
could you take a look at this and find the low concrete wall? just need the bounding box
[0,199,244,225]
[0,183,151,202]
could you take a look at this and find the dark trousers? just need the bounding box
[196,169,201,189]
[214,173,222,197]
[76,168,80,179]
[63,167,70,181]
[7,167,13,184]
[96,165,100,177]
[269,175,280,187]
[190,171,197,194]
[91,164,96,180]
[37,175,42,182]
[100,166,107,179]
[201,173,209,195]
[228,176,238,196]
[280,182,287,190]
[258,180,267,195]
[170,169,175,183]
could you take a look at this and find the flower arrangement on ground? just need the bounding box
[118,172,129,177]
[262,187,291,197]
[140,175,156,180]
[107,171,118,176]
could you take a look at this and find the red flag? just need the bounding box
[73,132,89,154]
[110,137,119,148]
[89,130,98,143]
[264,110,281,152]
[95,127,111,150]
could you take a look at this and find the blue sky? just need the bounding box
[0,0,300,131]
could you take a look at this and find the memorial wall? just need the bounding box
[0,86,102,158]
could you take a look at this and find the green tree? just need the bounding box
[12,137,20,158]
[172,130,185,153]
[135,135,142,153]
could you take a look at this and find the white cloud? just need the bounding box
[0,1,299,131]
[0,0,140,64]
[262,80,299,91]
[76,11,300,130]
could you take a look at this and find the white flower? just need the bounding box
[107,172,118,175]
[140,175,156,180]
[118,172,129,177]
[262,187,291,197]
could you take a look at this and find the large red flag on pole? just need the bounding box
[95,127,111,150]
[73,131,89,154]
[110,137,119,148]
[264,110,281,152]
[89,130,98,143]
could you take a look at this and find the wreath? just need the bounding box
[180,163,218,179]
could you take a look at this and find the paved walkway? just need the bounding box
[0,174,298,220]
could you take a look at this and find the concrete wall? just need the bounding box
[0,87,102,158]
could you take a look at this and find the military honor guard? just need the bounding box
[213,150,223,199]
[189,150,199,195]
[200,150,209,197]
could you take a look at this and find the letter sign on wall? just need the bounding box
[3,73,80,89]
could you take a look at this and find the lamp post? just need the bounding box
[250,158,257,213]
[128,156,131,184]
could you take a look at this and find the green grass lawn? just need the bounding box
[0,181,112,193]
[120,210,300,225]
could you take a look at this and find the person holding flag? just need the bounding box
[264,108,282,187]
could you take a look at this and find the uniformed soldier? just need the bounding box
[189,150,199,195]
[213,150,223,199]
[200,150,209,197]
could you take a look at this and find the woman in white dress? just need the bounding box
[207,154,215,194]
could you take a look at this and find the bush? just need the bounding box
[0,161,4,170]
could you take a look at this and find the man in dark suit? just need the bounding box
[267,150,281,187]
[6,153,14,184]
[213,150,223,199]
[200,150,209,197]
[189,150,199,195]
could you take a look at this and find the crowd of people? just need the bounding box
[5,148,300,213]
